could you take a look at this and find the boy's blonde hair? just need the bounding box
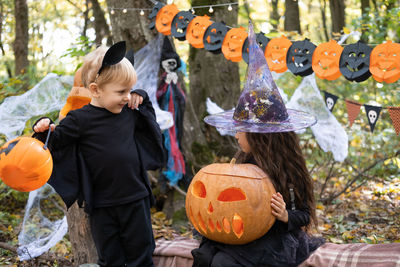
[81,45,137,89]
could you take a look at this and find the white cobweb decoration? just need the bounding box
[0,73,72,260]
[286,74,348,162]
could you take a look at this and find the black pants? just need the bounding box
[90,197,155,267]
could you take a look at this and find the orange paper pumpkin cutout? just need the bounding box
[370,41,400,84]
[264,36,292,73]
[59,67,91,120]
[312,40,344,80]
[0,137,53,192]
[155,4,179,35]
[221,27,248,62]
[186,162,276,245]
[186,15,213,49]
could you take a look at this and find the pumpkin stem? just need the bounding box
[230,158,237,165]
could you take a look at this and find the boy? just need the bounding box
[33,41,164,266]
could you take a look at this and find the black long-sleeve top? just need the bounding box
[34,90,164,211]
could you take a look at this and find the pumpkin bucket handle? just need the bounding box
[43,124,53,150]
[230,158,237,165]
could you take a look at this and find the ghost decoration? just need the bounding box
[364,104,382,133]
[286,74,348,162]
[323,91,339,112]
[186,162,276,245]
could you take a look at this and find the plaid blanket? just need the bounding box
[299,242,400,267]
[153,237,400,267]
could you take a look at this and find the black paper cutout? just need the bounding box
[286,39,316,77]
[203,22,229,54]
[339,41,372,82]
[171,10,195,41]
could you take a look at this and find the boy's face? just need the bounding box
[95,82,133,114]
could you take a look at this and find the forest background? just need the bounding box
[0,0,399,266]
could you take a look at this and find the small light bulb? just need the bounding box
[228,4,233,11]
[209,6,214,13]
[191,7,195,14]
[110,9,115,15]
[123,8,127,13]
[167,0,173,4]
[140,9,144,16]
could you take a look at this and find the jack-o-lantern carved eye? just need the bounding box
[192,181,206,198]
[217,188,246,201]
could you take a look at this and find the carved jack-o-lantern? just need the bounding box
[155,4,179,35]
[0,137,53,192]
[286,39,316,77]
[59,67,91,120]
[185,162,276,245]
[339,41,372,82]
[312,39,343,80]
[148,2,165,30]
[221,27,248,62]
[186,15,213,48]
[171,10,195,41]
[203,22,229,54]
[370,40,400,84]
[242,32,270,64]
[265,36,292,73]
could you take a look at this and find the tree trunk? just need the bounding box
[284,0,301,33]
[188,0,240,160]
[269,0,280,32]
[67,203,98,266]
[319,0,330,41]
[360,0,370,42]
[329,0,345,35]
[0,2,12,77]
[105,0,155,51]
[82,0,89,38]
[13,0,28,76]
[90,0,113,46]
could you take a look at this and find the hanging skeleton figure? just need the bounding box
[156,37,187,189]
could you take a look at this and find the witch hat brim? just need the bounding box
[204,21,316,133]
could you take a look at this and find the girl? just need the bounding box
[33,41,164,267]
[193,21,324,266]
[191,131,324,267]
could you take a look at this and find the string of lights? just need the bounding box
[108,0,254,16]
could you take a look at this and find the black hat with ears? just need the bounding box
[97,41,126,76]
[161,36,181,70]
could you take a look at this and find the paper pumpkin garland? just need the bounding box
[203,22,229,54]
[0,137,53,192]
[286,39,316,77]
[148,2,165,30]
[221,27,248,62]
[186,15,213,49]
[312,39,343,80]
[339,41,372,82]
[186,162,276,245]
[171,10,195,41]
[242,32,270,64]
[370,41,400,84]
[264,36,292,73]
[155,4,180,35]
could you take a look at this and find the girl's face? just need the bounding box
[235,132,251,153]
[91,81,133,113]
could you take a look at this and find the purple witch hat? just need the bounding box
[204,21,316,133]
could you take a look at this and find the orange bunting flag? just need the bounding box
[345,100,362,127]
[388,107,400,136]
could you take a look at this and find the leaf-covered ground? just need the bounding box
[0,178,399,266]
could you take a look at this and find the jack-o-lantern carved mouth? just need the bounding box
[190,181,246,238]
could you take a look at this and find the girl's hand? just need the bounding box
[128,93,143,109]
[271,192,288,223]
[33,118,55,133]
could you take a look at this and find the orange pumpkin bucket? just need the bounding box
[0,137,53,192]
[186,161,276,245]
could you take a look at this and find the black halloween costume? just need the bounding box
[33,89,164,267]
[191,158,324,267]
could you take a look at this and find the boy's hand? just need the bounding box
[33,118,55,133]
[128,93,143,109]
[271,192,288,223]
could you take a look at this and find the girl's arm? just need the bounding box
[271,192,310,231]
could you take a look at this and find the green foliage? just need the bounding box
[61,36,94,70]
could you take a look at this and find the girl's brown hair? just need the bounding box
[235,131,317,231]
